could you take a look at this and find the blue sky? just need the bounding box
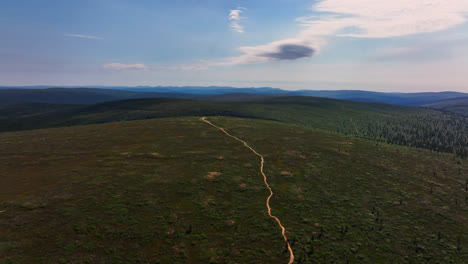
[2,0,468,92]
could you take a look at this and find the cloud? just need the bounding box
[302,0,468,38]
[229,8,246,33]
[64,34,102,39]
[213,38,324,66]
[154,63,210,71]
[260,44,315,60]
[103,63,147,70]
[219,0,468,65]
[114,1,468,71]
[102,62,211,72]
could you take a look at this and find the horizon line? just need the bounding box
[0,85,466,94]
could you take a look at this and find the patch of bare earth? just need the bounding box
[336,148,350,155]
[286,150,301,156]
[281,171,293,176]
[53,193,73,199]
[167,228,175,235]
[294,187,304,200]
[204,198,214,206]
[336,141,353,145]
[205,172,221,180]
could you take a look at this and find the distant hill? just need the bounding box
[0,86,287,95]
[197,93,278,101]
[289,90,468,106]
[1,96,467,157]
[117,86,288,95]
[424,97,468,116]
[2,86,467,106]
[0,88,195,105]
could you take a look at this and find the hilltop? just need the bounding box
[1,96,467,157]
[1,117,467,263]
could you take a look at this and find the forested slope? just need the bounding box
[1,97,467,157]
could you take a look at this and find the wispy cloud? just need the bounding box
[302,0,468,38]
[64,34,102,39]
[103,63,147,70]
[229,7,246,33]
[220,0,468,65]
[102,62,210,71]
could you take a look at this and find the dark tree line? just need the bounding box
[336,111,468,158]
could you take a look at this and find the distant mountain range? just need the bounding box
[1,86,467,109]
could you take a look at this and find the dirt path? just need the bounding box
[201,117,294,264]
[350,118,360,135]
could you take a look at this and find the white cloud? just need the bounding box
[154,63,210,71]
[229,8,246,33]
[221,0,468,65]
[303,0,468,38]
[116,1,468,71]
[102,62,211,72]
[103,63,147,70]
[64,34,102,39]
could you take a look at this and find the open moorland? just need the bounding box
[2,96,468,157]
[1,116,467,263]
[4,0,468,263]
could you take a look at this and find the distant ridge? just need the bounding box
[1,86,467,107]
[1,96,467,157]
[424,97,468,116]
[0,88,197,105]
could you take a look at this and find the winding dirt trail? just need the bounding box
[201,117,294,264]
[350,118,360,135]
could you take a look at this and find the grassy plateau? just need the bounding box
[1,116,467,263]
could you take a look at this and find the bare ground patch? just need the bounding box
[205,172,221,180]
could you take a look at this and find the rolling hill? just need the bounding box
[1,87,467,106]
[1,117,467,263]
[1,96,467,157]
[0,88,195,105]
[289,90,468,106]
[425,97,468,116]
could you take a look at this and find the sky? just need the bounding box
[2,0,468,92]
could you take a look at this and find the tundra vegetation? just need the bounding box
[0,117,467,263]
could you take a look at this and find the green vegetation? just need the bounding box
[2,97,467,157]
[0,88,193,105]
[1,117,467,263]
[425,97,468,116]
